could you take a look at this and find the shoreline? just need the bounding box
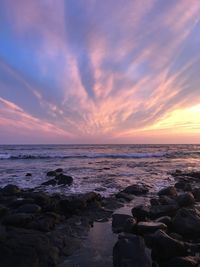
[0,170,200,266]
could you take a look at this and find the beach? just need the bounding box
[0,144,200,266]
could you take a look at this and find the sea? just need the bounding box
[0,144,200,196]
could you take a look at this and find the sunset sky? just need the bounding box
[0,0,200,144]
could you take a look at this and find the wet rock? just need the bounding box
[122,184,149,195]
[54,168,63,173]
[169,232,183,241]
[156,216,172,227]
[56,174,73,186]
[41,178,57,186]
[177,192,195,207]
[161,256,200,267]
[112,213,134,233]
[159,195,177,205]
[46,170,57,177]
[124,217,137,233]
[150,230,187,261]
[175,182,192,192]
[0,227,60,267]
[172,208,200,238]
[137,221,167,235]
[25,173,32,177]
[192,188,200,202]
[150,204,179,219]
[116,192,134,201]
[1,184,21,195]
[0,204,8,217]
[113,233,152,267]
[17,204,41,214]
[158,186,177,198]
[132,205,150,221]
[2,213,33,228]
[150,198,160,206]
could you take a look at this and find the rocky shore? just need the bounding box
[0,169,200,266]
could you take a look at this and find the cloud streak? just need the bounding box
[0,0,200,143]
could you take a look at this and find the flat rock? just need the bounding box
[113,233,152,267]
[137,221,167,234]
[112,213,135,233]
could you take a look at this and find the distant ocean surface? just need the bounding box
[0,144,200,196]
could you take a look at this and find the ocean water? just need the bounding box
[0,144,200,196]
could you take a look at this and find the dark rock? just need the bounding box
[0,204,8,217]
[161,256,200,267]
[150,204,179,219]
[169,232,183,241]
[41,178,57,186]
[192,188,200,201]
[56,174,73,186]
[172,208,200,238]
[150,230,187,261]
[46,170,57,177]
[132,205,150,221]
[156,216,172,227]
[175,182,192,191]
[159,195,177,205]
[116,192,134,201]
[112,213,134,233]
[1,184,20,195]
[124,217,137,233]
[0,227,60,267]
[177,192,195,207]
[54,168,63,173]
[150,198,160,206]
[2,213,33,227]
[17,204,41,214]
[10,198,35,208]
[158,186,177,198]
[25,173,32,177]
[123,184,149,195]
[137,221,167,235]
[113,233,152,267]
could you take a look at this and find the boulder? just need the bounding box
[150,204,179,219]
[41,179,57,186]
[17,204,41,214]
[159,195,177,205]
[112,213,134,233]
[56,174,73,186]
[161,256,200,267]
[0,204,8,218]
[150,230,187,261]
[54,168,63,173]
[2,213,33,228]
[158,186,177,198]
[177,192,195,207]
[116,192,134,201]
[172,208,200,238]
[192,188,200,201]
[113,233,152,267]
[137,221,167,235]
[1,184,20,195]
[132,205,150,221]
[46,170,57,177]
[175,182,192,192]
[156,216,172,227]
[122,184,149,195]
[25,173,32,177]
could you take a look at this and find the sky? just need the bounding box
[0,0,200,144]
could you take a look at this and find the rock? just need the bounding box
[156,216,172,227]
[46,170,57,177]
[113,233,152,267]
[175,182,192,192]
[0,227,60,267]
[159,195,177,205]
[158,186,177,198]
[0,204,8,217]
[169,232,183,241]
[137,221,167,235]
[112,213,134,233]
[122,184,149,195]
[150,230,187,262]
[116,192,134,201]
[150,204,179,219]
[1,184,20,195]
[41,178,57,186]
[132,205,150,221]
[124,217,137,233]
[17,204,41,214]
[161,256,200,267]
[172,208,200,238]
[150,198,160,206]
[55,168,63,173]
[2,213,33,227]
[177,192,195,207]
[56,174,73,186]
[192,188,200,201]
[25,173,32,177]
